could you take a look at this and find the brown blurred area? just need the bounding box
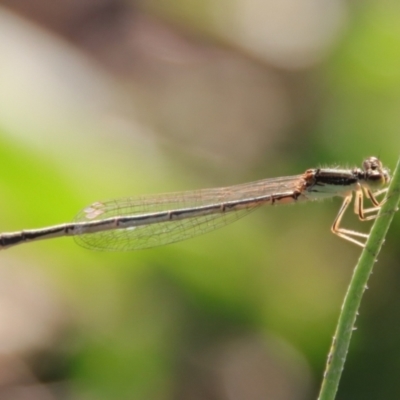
[1,0,141,73]
[0,0,344,172]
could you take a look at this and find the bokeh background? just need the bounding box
[0,1,399,399]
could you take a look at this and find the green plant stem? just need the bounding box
[318,156,400,400]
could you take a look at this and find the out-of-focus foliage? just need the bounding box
[0,1,399,399]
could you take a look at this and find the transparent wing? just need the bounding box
[73,174,303,251]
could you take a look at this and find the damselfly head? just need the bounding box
[362,157,391,187]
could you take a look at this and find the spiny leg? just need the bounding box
[365,187,388,205]
[331,193,369,248]
[333,185,388,246]
[355,187,388,221]
[355,188,379,221]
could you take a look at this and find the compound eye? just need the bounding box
[363,157,381,171]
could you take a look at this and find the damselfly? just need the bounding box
[0,157,390,251]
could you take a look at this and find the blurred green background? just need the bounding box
[0,1,399,399]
